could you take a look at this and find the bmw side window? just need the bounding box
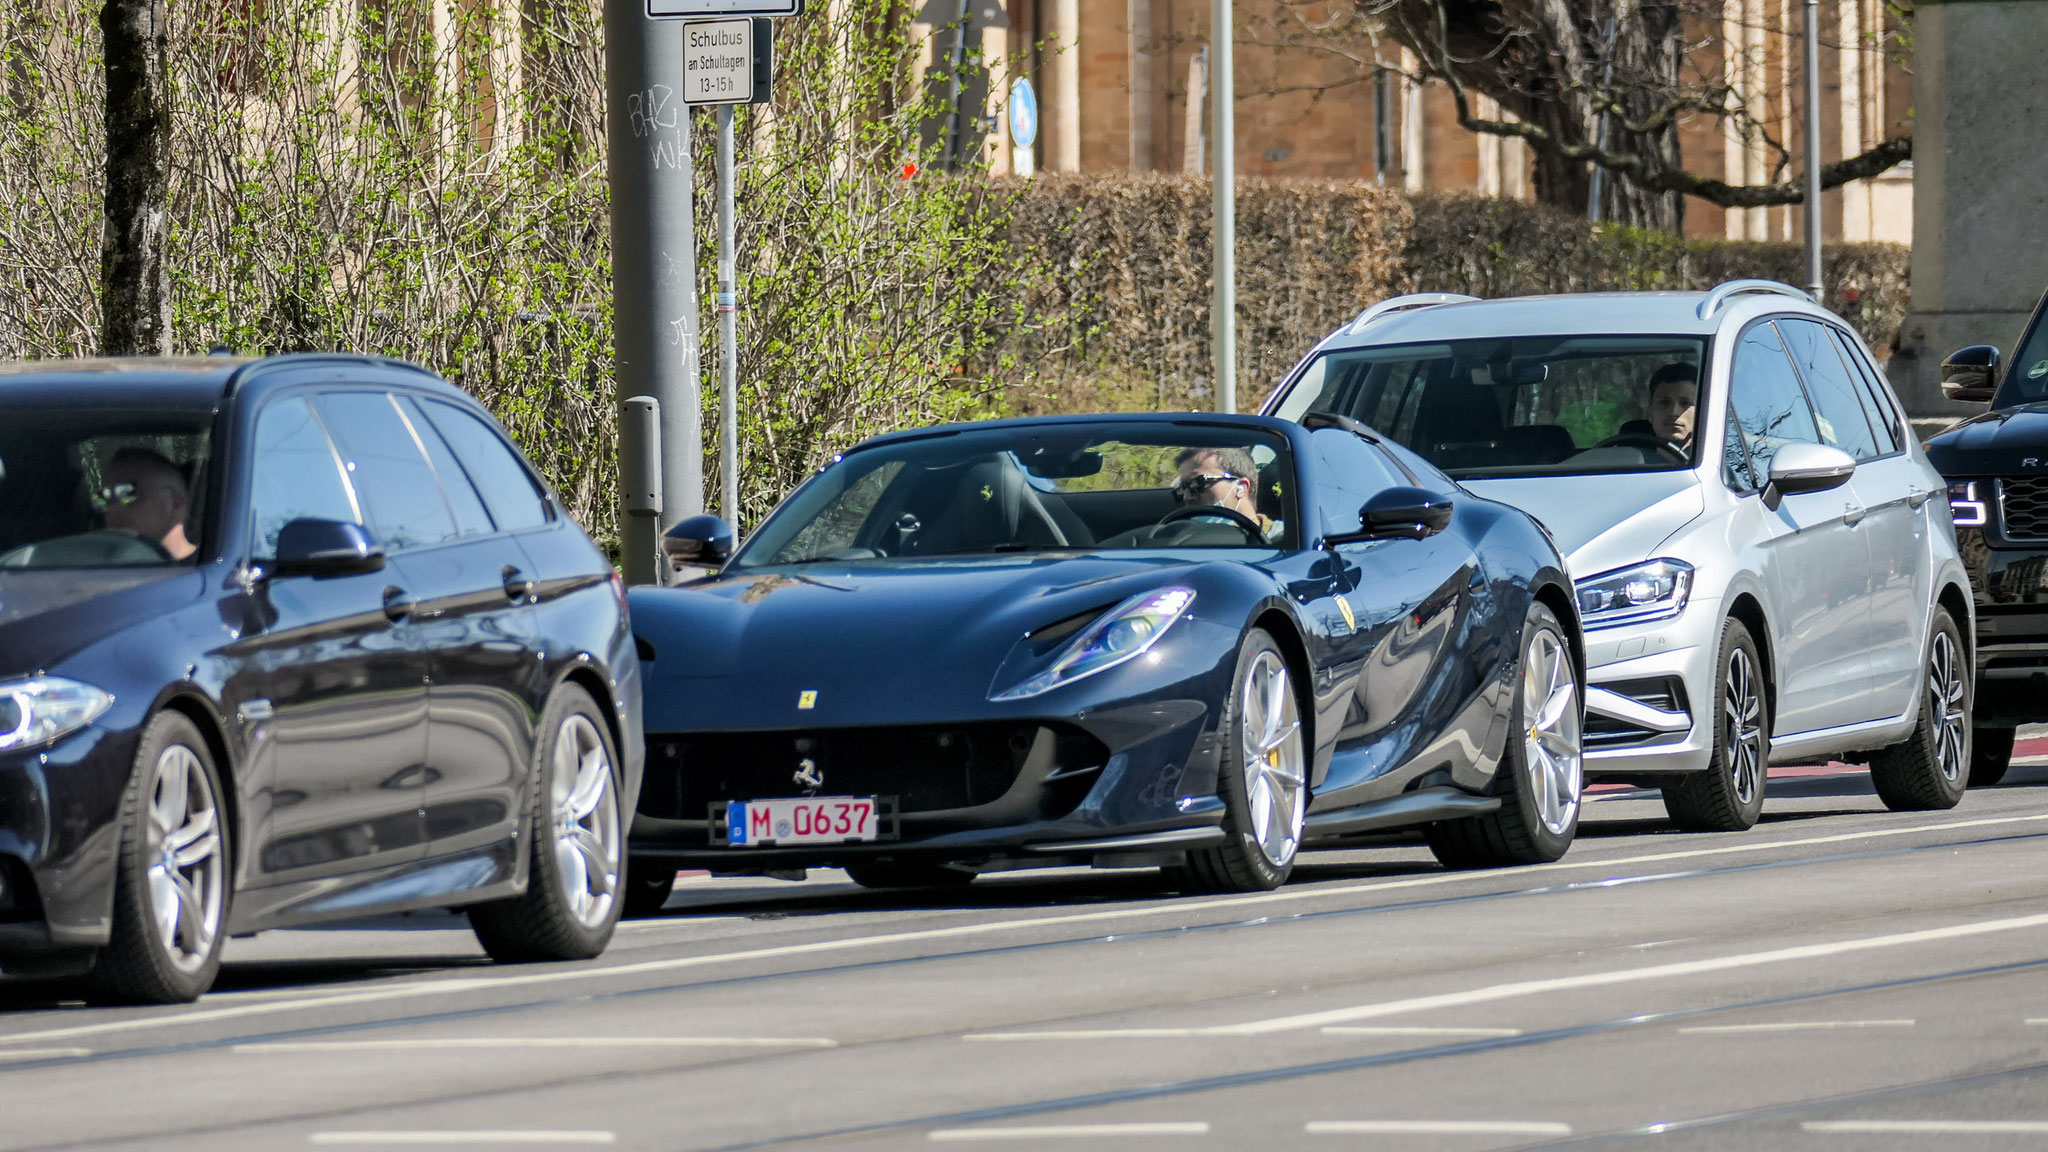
[1778,320,1883,462]
[420,400,552,532]
[398,396,494,536]
[1830,328,1904,455]
[313,391,460,551]
[1725,321,1823,492]
[249,396,361,560]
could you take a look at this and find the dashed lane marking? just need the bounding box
[0,1048,90,1061]
[9,811,2048,1049]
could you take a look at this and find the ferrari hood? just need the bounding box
[628,553,1237,729]
[1461,472,1704,576]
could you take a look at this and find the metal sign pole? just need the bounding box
[1803,0,1824,302]
[608,0,703,585]
[716,102,740,530]
[1211,0,1234,414]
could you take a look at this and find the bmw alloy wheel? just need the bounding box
[1242,649,1306,868]
[551,713,621,928]
[1724,645,1765,806]
[1521,623,1582,838]
[1929,629,1967,785]
[146,744,225,974]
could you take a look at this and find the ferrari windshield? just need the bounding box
[0,410,212,569]
[1271,335,1710,478]
[734,422,1299,567]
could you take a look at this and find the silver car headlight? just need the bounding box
[992,587,1196,701]
[0,676,114,752]
[1574,559,1694,630]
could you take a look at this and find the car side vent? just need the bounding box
[2001,477,2048,541]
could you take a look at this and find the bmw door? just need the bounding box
[312,390,543,869]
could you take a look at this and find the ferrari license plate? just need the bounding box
[725,796,878,847]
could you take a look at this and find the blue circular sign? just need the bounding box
[1009,77,1038,150]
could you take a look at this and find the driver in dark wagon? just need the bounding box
[0,354,643,1003]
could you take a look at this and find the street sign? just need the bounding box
[682,19,756,105]
[647,0,801,16]
[1008,77,1038,149]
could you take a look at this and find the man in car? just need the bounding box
[1173,446,1283,542]
[1602,363,1698,455]
[102,447,197,561]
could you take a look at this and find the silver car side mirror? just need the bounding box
[1762,442,1856,511]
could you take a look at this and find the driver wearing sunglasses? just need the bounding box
[100,447,197,560]
[1172,447,1282,542]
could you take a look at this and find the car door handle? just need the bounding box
[1907,489,1930,509]
[1842,503,1866,527]
[502,566,535,603]
[382,586,415,623]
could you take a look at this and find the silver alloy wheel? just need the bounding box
[1929,629,1968,784]
[1521,624,1582,837]
[1241,650,1306,868]
[550,714,621,927]
[1725,646,1766,805]
[145,745,224,974]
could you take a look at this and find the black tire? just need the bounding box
[621,860,678,918]
[469,685,625,962]
[1662,619,1770,832]
[1167,630,1307,894]
[1427,601,1582,868]
[842,859,976,889]
[90,711,232,1005]
[1870,609,1971,811]
[1970,726,2016,788]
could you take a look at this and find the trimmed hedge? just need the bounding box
[993,175,1909,414]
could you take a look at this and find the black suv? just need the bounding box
[1925,294,2048,786]
[0,354,642,1002]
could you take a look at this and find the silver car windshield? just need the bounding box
[0,412,211,569]
[1272,335,1710,479]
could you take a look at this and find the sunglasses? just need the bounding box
[1173,471,1244,499]
[97,481,145,507]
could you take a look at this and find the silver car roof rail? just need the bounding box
[1696,279,1812,320]
[1346,292,1480,334]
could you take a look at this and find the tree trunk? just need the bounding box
[101,0,173,357]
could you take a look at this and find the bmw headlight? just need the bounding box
[1574,559,1694,630]
[0,677,114,752]
[992,587,1196,701]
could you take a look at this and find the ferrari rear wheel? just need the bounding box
[1171,630,1306,893]
[1427,601,1582,869]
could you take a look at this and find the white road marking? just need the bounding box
[9,811,2046,1048]
[238,1037,836,1053]
[1678,1019,1914,1034]
[929,1124,1210,1141]
[308,1134,615,1145]
[0,1047,90,1061]
[1804,1121,2048,1134]
[976,911,2048,1040]
[1320,1026,1523,1038]
[1305,1120,1572,1135]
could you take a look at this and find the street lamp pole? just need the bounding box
[1212,0,1234,414]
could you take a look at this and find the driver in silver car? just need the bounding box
[1645,363,1698,451]
[102,447,197,560]
[1173,446,1283,542]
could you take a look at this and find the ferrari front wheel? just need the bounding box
[1171,630,1307,893]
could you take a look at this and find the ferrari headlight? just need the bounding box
[0,676,114,752]
[992,587,1196,701]
[1574,559,1693,630]
[1947,480,1989,529]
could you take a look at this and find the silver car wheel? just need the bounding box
[1929,630,1967,784]
[550,714,621,928]
[1521,623,1582,838]
[1241,650,1306,868]
[145,745,224,975]
[1725,645,1765,805]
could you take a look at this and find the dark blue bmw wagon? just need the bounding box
[0,354,642,1002]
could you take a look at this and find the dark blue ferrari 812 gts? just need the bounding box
[626,413,1583,906]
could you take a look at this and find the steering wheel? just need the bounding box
[1159,503,1267,544]
[1595,433,1689,464]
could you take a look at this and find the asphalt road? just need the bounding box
[10,748,2048,1151]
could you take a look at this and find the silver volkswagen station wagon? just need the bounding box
[1265,281,1975,831]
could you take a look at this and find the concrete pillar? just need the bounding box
[1837,0,1868,241]
[1128,0,1151,170]
[1399,48,1424,193]
[1893,0,2048,415]
[1049,0,1080,171]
